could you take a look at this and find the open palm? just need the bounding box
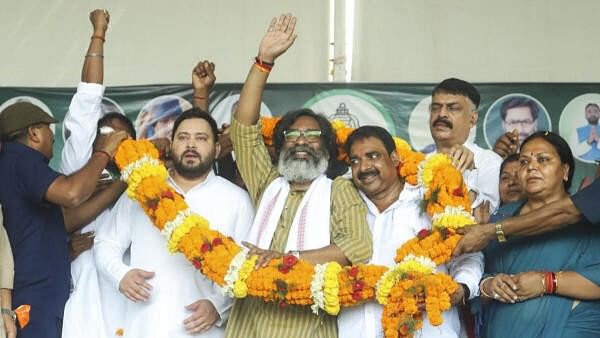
[258,14,297,63]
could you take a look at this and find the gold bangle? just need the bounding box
[540,272,546,297]
[85,52,104,58]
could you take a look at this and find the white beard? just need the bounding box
[277,148,329,183]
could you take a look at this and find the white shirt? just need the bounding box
[59,82,122,338]
[338,184,484,338]
[94,171,254,338]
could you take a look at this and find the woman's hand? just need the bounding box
[514,271,545,302]
[482,273,519,303]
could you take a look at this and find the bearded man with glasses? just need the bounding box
[225,14,372,338]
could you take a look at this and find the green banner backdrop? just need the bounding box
[1,82,598,192]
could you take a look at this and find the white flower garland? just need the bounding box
[221,248,249,297]
[120,155,162,182]
[160,208,192,242]
[310,263,327,314]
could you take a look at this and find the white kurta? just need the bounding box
[94,172,254,338]
[338,184,484,338]
[59,82,126,338]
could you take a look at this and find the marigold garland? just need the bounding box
[116,114,475,338]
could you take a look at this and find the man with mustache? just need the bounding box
[500,97,539,146]
[95,109,254,337]
[225,14,372,338]
[338,126,483,338]
[429,78,502,215]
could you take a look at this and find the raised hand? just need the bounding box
[257,14,298,63]
[493,130,519,159]
[90,9,109,35]
[192,60,216,93]
[95,130,129,158]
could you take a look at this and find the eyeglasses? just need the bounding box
[283,129,322,142]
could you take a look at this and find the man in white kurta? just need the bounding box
[339,126,484,338]
[95,110,254,338]
[428,78,502,213]
[60,10,132,338]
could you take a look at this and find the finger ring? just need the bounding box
[494,293,499,299]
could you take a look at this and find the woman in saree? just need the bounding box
[478,131,600,338]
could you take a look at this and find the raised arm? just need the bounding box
[60,9,110,175]
[82,9,109,83]
[191,60,215,112]
[47,130,128,208]
[234,14,297,126]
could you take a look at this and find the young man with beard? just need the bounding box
[94,109,254,337]
[574,103,600,161]
[429,78,502,215]
[225,14,372,338]
[338,126,483,338]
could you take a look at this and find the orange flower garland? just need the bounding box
[116,115,474,338]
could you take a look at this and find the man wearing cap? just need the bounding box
[138,97,188,140]
[429,78,502,214]
[0,102,127,338]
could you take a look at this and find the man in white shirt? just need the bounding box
[60,10,133,338]
[429,78,502,213]
[95,109,254,337]
[338,126,484,338]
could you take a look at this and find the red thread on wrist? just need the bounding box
[94,150,111,161]
[91,35,105,42]
[193,95,208,100]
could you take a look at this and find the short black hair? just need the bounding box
[500,97,539,121]
[499,153,520,174]
[432,78,481,109]
[520,131,575,190]
[273,108,346,179]
[98,113,136,139]
[345,126,396,156]
[585,103,600,111]
[171,108,219,141]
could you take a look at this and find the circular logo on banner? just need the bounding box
[211,94,272,128]
[62,96,125,141]
[483,93,551,149]
[407,96,477,154]
[559,93,600,163]
[135,95,192,140]
[0,96,56,134]
[303,89,396,134]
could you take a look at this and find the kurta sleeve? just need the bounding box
[94,193,133,290]
[0,212,14,289]
[230,118,279,205]
[330,177,372,265]
[448,252,484,299]
[60,82,105,175]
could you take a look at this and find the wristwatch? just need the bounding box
[1,308,15,321]
[495,223,507,242]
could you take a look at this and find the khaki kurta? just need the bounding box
[225,119,372,338]
[1,208,15,338]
